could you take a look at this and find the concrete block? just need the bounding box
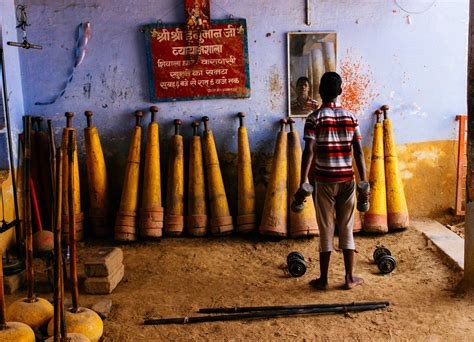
[412,218,464,270]
[84,247,123,277]
[84,264,124,294]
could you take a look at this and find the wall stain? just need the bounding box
[82,73,92,99]
[340,49,379,115]
[83,83,91,99]
[268,65,283,111]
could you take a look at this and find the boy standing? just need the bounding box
[300,72,368,290]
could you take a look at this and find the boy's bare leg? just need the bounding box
[343,249,363,289]
[310,251,331,290]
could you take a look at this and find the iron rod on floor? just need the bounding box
[144,303,388,325]
[198,300,390,314]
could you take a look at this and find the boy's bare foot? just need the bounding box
[309,278,329,290]
[344,275,364,290]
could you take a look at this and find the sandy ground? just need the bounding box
[7,219,474,341]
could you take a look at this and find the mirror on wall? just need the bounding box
[287,32,337,117]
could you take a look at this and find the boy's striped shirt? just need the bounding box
[303,102,361,183]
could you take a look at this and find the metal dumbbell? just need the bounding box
[291,183,314,213]
[356,181,370,212]
[287,251,307,277]
[373,246,397,274]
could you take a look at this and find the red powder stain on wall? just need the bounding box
[340,50,378,115]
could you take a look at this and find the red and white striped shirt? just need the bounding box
[303,102,361,183]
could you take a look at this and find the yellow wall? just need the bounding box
[365,139,458,218]
[0,171,17,254]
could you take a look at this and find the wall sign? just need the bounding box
[144,19,250,102]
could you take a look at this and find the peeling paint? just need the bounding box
[400,170,413,179]
[397,145,407,153]
[83,82,91,99]
[412,150,439,162]
[396,103,428,117]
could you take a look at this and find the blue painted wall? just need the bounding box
[0,0,468,217]
[16,0,468,149]
[0,0,25,169]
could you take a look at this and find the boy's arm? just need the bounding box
[300,138,315,185]
[352,138,367,182]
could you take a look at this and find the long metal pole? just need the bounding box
[306,0,311,26]
[199,301,390,314]
[24,116,35,301]
[144,303,388,325]
[0,48,22,259]
[53,147,61,342]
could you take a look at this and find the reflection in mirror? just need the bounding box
[287,32,337,117]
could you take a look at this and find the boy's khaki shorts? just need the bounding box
[315,180,356,252]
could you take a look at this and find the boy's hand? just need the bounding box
[356,181,370,212]
[291,183,314,213]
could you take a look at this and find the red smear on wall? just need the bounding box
[340,50,378,115]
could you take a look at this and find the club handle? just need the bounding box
[174,119,182,135]
[202,116,209,131]
[65,112,74,128]
[381,105,389,120]
[85,111,93,127]
[238,112,245,127]
[192,121,200,136]
[150,106,159,122]
[135,111,144,126]
[374,109,383,123]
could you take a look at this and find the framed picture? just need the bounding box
[287,32,337,117]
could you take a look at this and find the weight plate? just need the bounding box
[378,255,397,274]
[373,247,391,262]
[289,260,307,277]
[287,251,305,265]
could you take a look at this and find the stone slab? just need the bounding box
[84,264,124,294]
[84,247,123,277]
[412,218,464,270]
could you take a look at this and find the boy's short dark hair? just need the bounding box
[296,76,310,87]
[319,72,342,100]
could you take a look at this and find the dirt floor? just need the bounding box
[6,218,474,341]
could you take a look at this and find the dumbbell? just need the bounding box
[357,181,370,212]
[287,251,307,277]
[373,246,397,274]
[291,183,314,213]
